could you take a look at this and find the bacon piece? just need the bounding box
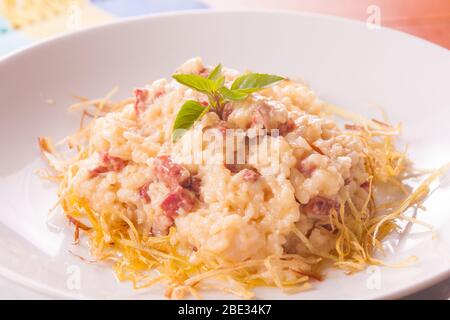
[138,182,152,204]
[225,162,260,181]
[303,196,339,216]
[89,152,128,178]
[225,163,253,174]
[242,168,260,182]
[251,101,272,129]
[185,176,202,197]
[279,119,296,136]
[134,88,149,115]
[222,102,234,121]
[89,166,109,178]
[251,100,292,134]
[101,153,128,171]
[153,157,197,226]
[160,187,195,218]
[154,87,165,100]
[321,224,335,232]
[198,67,209,77]
[297,161,317,178]
[360,181,370,190]
[154,155,191,189]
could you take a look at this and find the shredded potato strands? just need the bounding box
[38,91,449,299]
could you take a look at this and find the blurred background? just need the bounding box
[0,0,449,57]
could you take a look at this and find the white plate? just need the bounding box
[0,10,449,300]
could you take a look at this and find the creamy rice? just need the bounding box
[68,57,371,264]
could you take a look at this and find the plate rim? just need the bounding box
[1,8,448,65]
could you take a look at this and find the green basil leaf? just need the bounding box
[172,74,216,94]
[219,87,248,101]
[172,100,208,142]
[231,73,284,93]
[215,75,225,89]
[208,64,222,81]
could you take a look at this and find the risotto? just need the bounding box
[39,58,444,298]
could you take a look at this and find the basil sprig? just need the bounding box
[172,64,284,142]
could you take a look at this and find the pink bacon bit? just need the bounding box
[297,161,317,178]
[225,164,260,182]
[242,168,261,182]
[89,166,109,178]
[251,102,271,129]
[154,155,191,189]
[222,102,234,121]
[160,187,195,218]
[154,87,165,100]
[279,119,296,136]
[303,196,339,217]
[321,224,335,232]
[138,182,152,204]
[186,176,202,197]
[198,67,209,77]
[89,152,128,178]
[134,88,149,115]
[360,181,370,190]
[102,152,128,171]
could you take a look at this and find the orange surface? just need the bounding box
[204,0,450,49]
